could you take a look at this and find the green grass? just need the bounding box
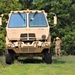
[0,56,75,75]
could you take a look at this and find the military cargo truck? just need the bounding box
[0,9,57,64]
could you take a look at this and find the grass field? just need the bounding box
[0,56,75,75]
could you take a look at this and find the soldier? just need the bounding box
[53,37,62,57]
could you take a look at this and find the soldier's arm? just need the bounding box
[53,38,56,44]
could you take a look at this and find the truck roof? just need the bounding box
[10,9,46,14]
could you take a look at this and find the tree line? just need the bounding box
[0,0,75,55]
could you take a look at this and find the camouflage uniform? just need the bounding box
[54,38,62,57]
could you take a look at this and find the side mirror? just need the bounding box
[54,15,57,25]
[49,13,57,28]
[0,17,2,25]
[0,14,3,25]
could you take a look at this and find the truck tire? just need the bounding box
[5,50,14,64]
[43,50,52,64]
[15,56,18,60]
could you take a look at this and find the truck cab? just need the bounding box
[4,9,57,64]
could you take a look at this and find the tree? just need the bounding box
[19,0,33,9]
[0,0,22,55]
[0,0,75,55]
[0,27,6,55]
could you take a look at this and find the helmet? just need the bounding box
[56,37,60,40]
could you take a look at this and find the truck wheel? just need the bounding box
[43,50,52,64]
[15,56,18,60]
[5,50,14,64]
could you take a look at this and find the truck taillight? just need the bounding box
[7,43,11,47]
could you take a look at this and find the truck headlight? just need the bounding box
[11,44,15,48]
[41,43,45,47]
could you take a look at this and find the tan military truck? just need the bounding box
[0,9,57,64]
